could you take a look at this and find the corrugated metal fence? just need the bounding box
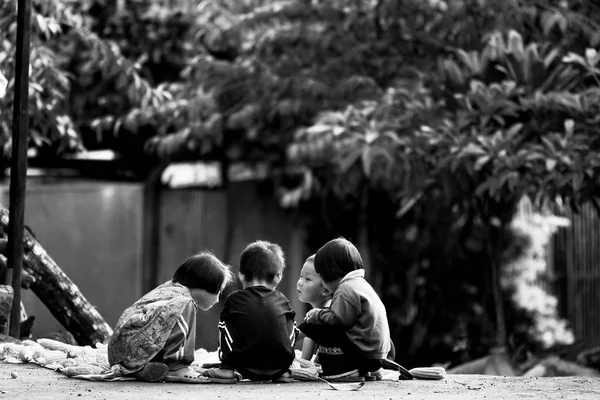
[517,198,600,344]
[553,202,600,343]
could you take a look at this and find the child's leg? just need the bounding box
[298,322,362,380]
[202,321,242,382]
[158,302,196,371]
[151,302,208,383]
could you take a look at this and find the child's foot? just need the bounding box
[272,370,295,383]
[363,368,383,381]
[201,368,241,383]
[164,367,211,384]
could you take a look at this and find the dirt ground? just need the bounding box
[1,363,600,400]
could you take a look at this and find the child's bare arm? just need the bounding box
[300,337,317,360]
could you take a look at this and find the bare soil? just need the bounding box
[1,363,600,400]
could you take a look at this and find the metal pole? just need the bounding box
[7,0,32,339]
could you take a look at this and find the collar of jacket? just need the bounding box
[340,269,365,285]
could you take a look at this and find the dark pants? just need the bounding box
[221,361,288,381]
[298,322,384,377]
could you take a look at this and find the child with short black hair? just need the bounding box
[203,240,297,382]
[108,251,233,383]
[299,238,391,382]
[296,254,333,360]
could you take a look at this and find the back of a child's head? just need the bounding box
[314,237,363,282]
[239,240,285,284]
[172,251,233,294]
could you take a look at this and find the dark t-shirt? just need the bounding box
[219,286,296,370]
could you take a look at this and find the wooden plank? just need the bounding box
[141,165,167,294]
[6,0,33,339]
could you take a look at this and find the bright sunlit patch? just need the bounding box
[0,69,7,98]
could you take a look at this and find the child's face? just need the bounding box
[297,260,329,305]
[190,288,221,311]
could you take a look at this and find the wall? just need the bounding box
[0,178,145,338]
[0,178,307,350]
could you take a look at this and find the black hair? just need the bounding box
[239,240,285,284]
[172,251,233,294]
[314,237,363,283]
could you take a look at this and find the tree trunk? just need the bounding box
[0,207,113,346]
[475,198,507,351]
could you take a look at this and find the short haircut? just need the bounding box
[314,238,363,283]
[172,251,233,294]
[239,240,285,283]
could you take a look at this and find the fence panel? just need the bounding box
[156,181,306,350]
[552,202,600,343]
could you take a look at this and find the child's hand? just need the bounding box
[304,308,320,322]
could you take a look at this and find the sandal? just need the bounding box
[321,369,365,383]
[134,362,168,382]
[381,358,414,380]
[164,367,211,384]
[201,367,241,384]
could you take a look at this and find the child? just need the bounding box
[203,240,297,382]
[299,238,391,382]
[296,254,333,361]
[108,251,233,383]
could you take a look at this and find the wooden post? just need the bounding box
[6,0,32,339]
[141,164,168,294]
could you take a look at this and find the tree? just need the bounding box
[284,2,600,364]
[0,0,168,164]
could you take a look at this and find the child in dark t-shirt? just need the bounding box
[203,240,297,382]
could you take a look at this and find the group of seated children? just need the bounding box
[107,237,393,384]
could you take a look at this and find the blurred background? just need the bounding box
[0,0,600,376]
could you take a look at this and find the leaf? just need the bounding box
[456,49,481,75]
[0,69,6,98]
[474,155,490,171]
[337,147,361,174]
[507,30,524,59]
[546,159,557,171]
[306,124,333,135]
[562,52,586,67]
[459,142,487,158]
[443,59,465,85]
[564,119,574,138]
[361,146,374,177]
[585,48,599,66]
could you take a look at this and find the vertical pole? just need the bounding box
[7,0,32,339]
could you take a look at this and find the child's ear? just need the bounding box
[322,287,333,297]
[238,272,245,282]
